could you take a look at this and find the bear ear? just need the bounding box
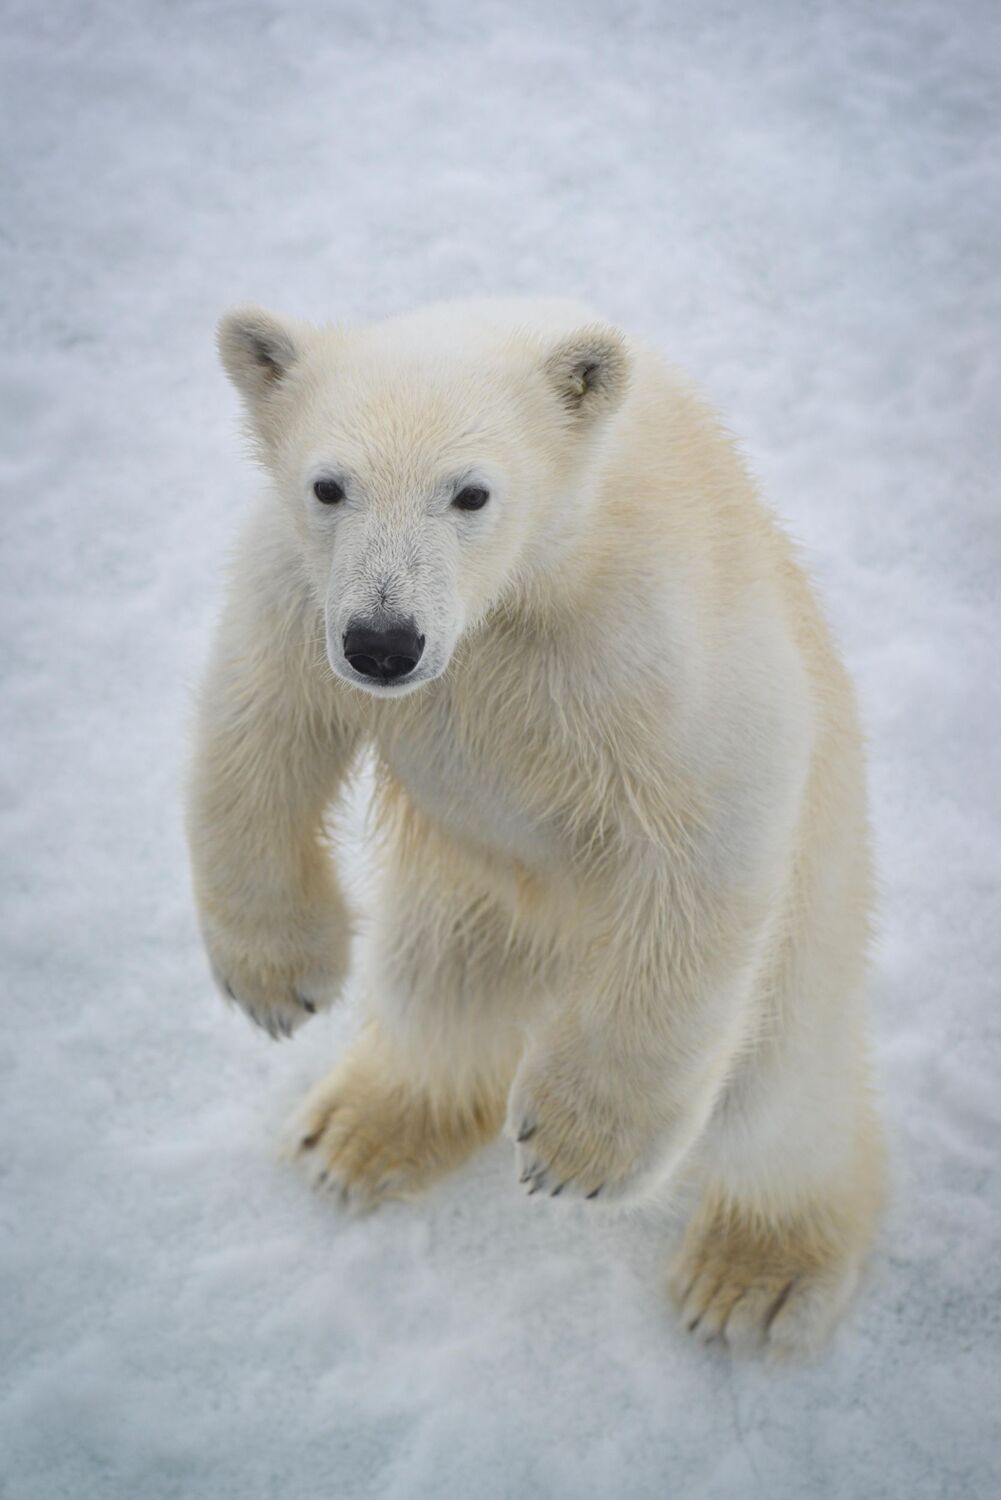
[542,325,631,422]
[216,305,307,410]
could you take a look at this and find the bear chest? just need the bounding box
[374,712,557,869]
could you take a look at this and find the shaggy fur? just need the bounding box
[187,297,884,1357]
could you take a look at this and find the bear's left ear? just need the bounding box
[217,305,311,415]
[542,325,631,422]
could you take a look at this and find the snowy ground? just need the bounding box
[2,1,1000,1495]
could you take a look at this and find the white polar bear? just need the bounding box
[187,297,884,1357]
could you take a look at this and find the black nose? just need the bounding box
[343,618,425,683]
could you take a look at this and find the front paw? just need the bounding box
[506,1055,662,1203]
[201,908,350,1040]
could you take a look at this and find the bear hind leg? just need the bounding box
[669,1070,884,1359]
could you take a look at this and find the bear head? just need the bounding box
[218,302,631,696]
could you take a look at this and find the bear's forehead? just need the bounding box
[289,349,515,478]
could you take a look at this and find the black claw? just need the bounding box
[224,982,236,1001]
[517,1124,537,1143]
[300,1132,321,1151]
[550,1182,565,1198]
[300,998,317,1014]
[519,1168,536,1184]
[527,1180,544,1196]
[585,1186,603,1200]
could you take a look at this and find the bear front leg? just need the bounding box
[507,1014,720,1202]
[288,852,538,1206]
[197,880,353,1041]
[186,563,361,1039]
[506,858,762,1203]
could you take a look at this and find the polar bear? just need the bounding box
[187,297,884,1356]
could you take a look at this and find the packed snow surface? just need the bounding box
[2,1,999,1495]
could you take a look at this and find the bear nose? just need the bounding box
[343,618,425,683]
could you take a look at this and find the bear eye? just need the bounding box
[313,478,345,505]
[453,485,490,512]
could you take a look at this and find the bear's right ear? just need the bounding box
[216,305,307,413]
[542,325,631,425]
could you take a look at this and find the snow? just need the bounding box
[2,0,999,1495]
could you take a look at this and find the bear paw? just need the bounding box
[202,912,347,1041]
[669,1197,863,1359]
[506,1055,662,1203]
[287,1042,503,1212]
[290,1091,424,1213]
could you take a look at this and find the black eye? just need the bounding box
[453,485,490,511]
[313,478,345,505]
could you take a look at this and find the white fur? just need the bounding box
[189,297,884,1355]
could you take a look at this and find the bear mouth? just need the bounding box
[335,657,443,698]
